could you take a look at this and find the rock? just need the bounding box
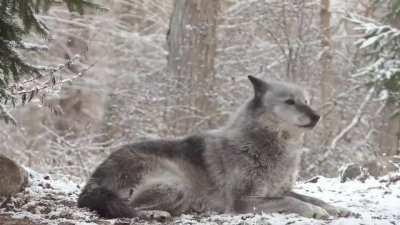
[305,176,321,183]
[0,154,28,198]
[339,163,365,183]
[339,163,361,183]
[340,157,400,183]
[362,158,399,178]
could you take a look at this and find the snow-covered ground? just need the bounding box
[1,168,399,225]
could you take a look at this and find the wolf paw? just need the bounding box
[327,206,356,218]
[316,204,352,218]
[137,210,171,222]
[301,205,330,220]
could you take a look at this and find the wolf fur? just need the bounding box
[78,76,351,219]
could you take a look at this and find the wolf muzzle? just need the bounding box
[296,104,320,128]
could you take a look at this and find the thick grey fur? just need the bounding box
[78,76,351,220]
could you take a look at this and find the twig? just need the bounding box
[8,55,81,93]
[307,87,375,172]
[330,87,375,149]
[15,60,97,96]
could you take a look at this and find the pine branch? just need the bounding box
[0,0,102,124]
[349,14,400,102]
[15,59,96,97]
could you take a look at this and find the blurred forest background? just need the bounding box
[1,0,400,184]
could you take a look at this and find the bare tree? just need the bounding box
[1,0,397,184]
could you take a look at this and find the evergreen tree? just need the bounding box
[0,0,98,124]
[352,0,400,105]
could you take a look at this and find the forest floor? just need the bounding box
[0,168,399,225]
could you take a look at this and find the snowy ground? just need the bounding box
[0,168,399,225]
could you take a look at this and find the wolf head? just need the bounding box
[248,76,320,129]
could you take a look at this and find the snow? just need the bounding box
[295,176,400,225]
[1,169,399,225]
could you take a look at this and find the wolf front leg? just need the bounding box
[287,192,353,217]
[236,196,330,219]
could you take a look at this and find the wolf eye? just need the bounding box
[285,99,295,105]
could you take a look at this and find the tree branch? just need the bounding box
[330,87,375,149]
[306,87,375,173]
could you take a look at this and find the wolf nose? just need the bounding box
[312,114,320,123]
[313,114,321,122]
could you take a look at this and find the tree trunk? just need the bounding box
[320,0,336,143]
[378,103,400,156]
[166,0,219,135]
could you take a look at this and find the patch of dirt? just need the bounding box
[0,214,44,225]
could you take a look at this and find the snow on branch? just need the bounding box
[348,14,400,102]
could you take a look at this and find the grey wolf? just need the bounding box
[78,76,351,220]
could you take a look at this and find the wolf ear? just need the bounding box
[248,75,268,99]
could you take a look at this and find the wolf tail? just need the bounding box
[77,186,135,218]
